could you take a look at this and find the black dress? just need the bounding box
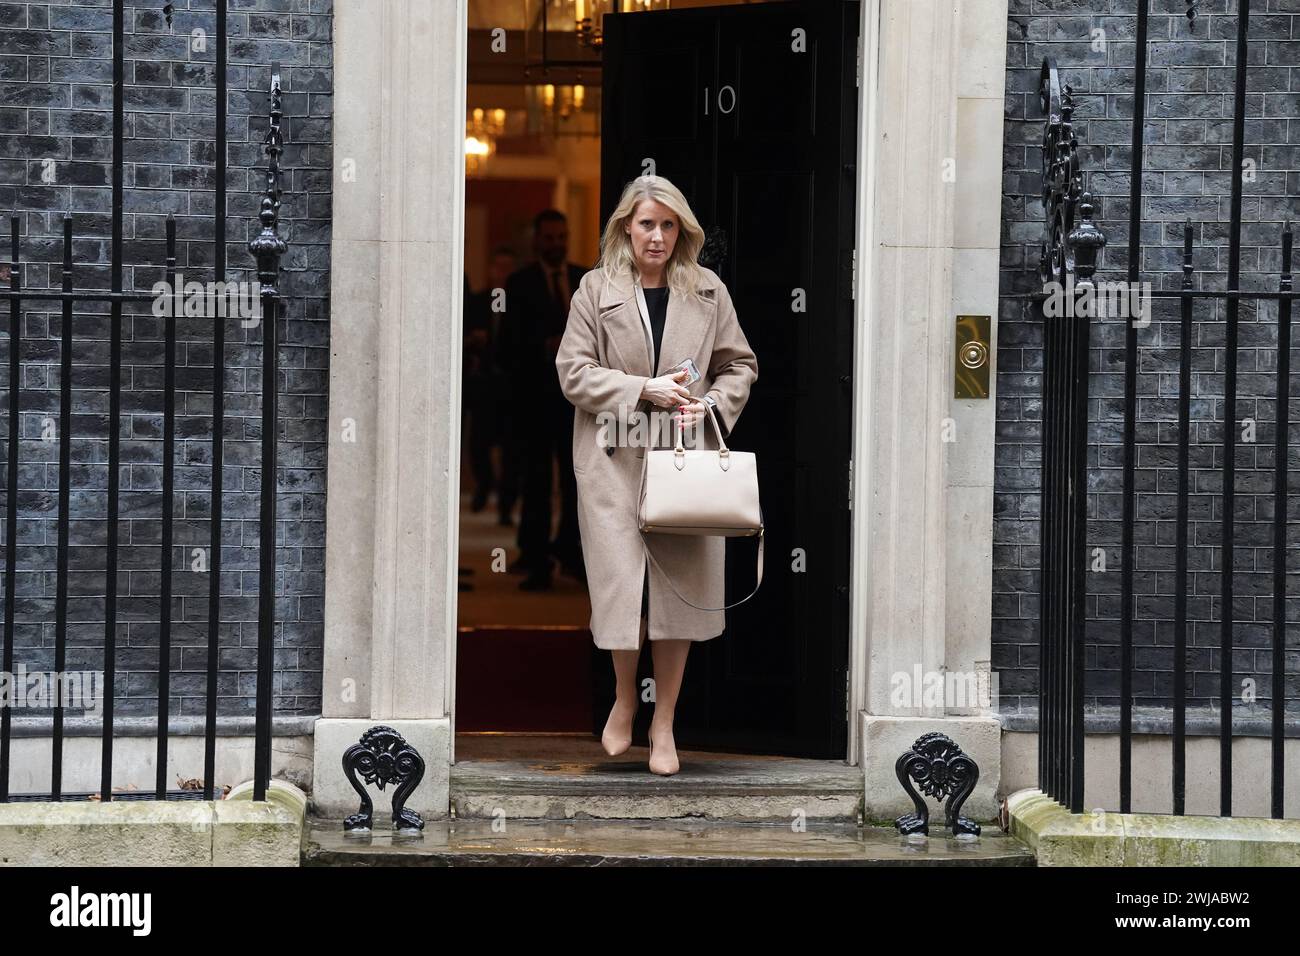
[643,284,669,369]
[640,285,669,622]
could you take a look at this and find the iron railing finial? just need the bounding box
[248,63,286,295]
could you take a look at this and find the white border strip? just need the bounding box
[848,0,882,765]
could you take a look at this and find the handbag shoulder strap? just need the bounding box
[639,529,764,613]
[636,405,760,613]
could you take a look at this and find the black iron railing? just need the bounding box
[1036,59,1103,815]
[1032,0,1297,821]
[0,3,284,804]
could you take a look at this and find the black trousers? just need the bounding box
[517,391,581,567]
[494,376,521,519]
[463,368,495,495]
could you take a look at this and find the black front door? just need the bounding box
[599,0,858,759]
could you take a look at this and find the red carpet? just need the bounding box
[456,627,596,732]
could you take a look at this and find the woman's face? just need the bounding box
[624,198,679,275]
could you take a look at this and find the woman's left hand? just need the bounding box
[673,399,708,429]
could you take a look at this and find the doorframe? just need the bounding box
[846,0,882,767]
[446,10,469,768]
[317,0,1007,820]
[447,0,879,765]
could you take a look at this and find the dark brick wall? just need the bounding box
[998,0,1300,720]
[0,0,332,719]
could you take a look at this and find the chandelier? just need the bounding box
[576,0,670,50]
[527,0,670,66]
[523,82,601,140]
[530,83,585,119]
[465,107,507,176]
[574,0,607,49]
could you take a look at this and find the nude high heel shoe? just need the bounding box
[648,729,679,776]
[601,701,634,756]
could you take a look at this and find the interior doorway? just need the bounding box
[455,0,858,766]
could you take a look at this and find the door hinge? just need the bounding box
[847,457,853,508]
[841,247,857,301]
[855,30,862,88]
[845,667,851,718]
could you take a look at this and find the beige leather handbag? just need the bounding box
[636,401,765,611]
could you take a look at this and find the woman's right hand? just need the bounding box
[640,367,691,408]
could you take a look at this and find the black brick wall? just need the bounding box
[0,0,332,720]
[999,0,1300,721]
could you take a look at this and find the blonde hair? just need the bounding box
[595,175,710,301]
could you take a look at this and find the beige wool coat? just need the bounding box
[555,264,759,650]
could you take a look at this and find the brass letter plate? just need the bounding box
[955,315,991,399]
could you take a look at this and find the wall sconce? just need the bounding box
[465,135,494,176]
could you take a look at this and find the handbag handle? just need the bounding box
[674,399,728,454]
[639,526,764,612]
[635,399,737,516]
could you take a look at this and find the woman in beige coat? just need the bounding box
[555,175,758,776]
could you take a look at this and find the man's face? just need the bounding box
[489,252,515,288]
[535,218,568,267]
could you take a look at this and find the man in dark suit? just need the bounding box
[465,246,518,523]
[497,209,588,591]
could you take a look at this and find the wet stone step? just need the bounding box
[304,818,1035,867]
[448,751,866,822]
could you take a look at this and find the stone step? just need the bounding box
[303,818,1035,867]
[448,748,866,823]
